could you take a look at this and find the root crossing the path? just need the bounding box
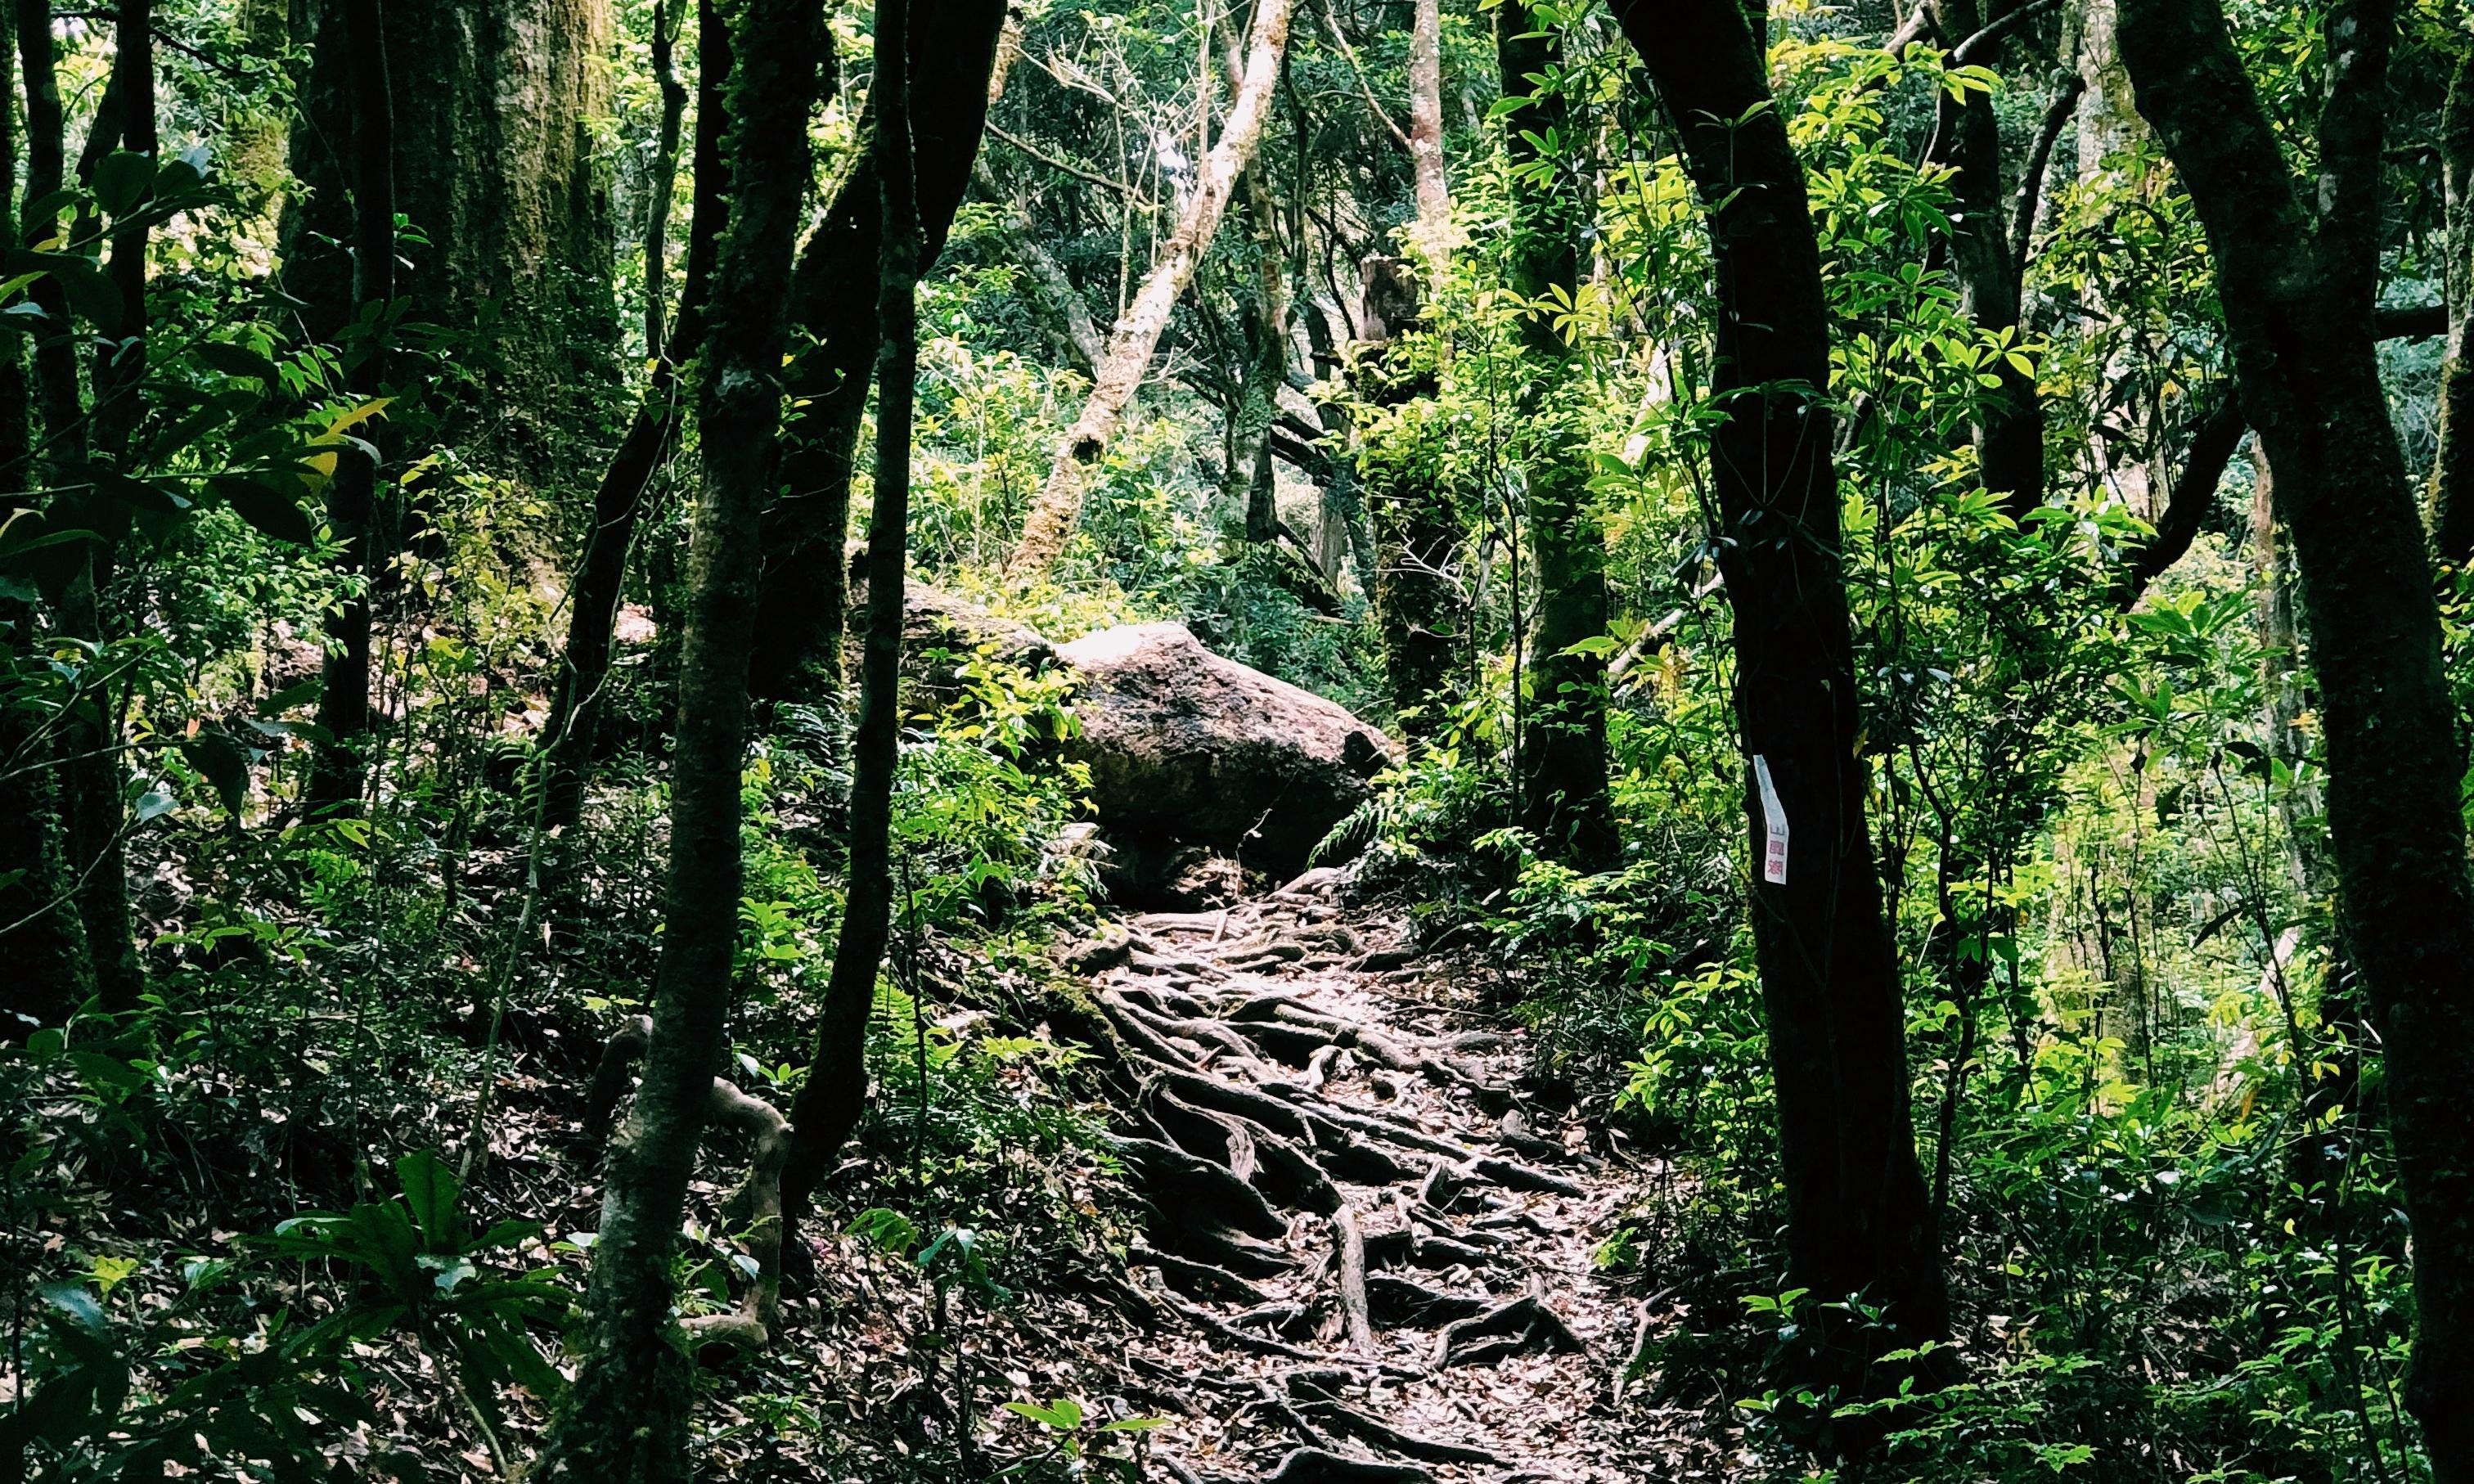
[1064,867,1703,1482]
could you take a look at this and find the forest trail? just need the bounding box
[1064,866,1707,1483]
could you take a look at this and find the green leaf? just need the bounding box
[212,474,317,545]
[180,730,252,816]
[94,151,155,218]
[193,340,283,386]
[395,1149,464,1252]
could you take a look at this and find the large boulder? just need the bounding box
[849,561,1055,703]
[1057,623,1396,875]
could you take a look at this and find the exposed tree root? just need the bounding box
[1433,1295,1586,1369]
[1331,1205,1374,1355]
[1285,1374,1500,1465]
[1364,1273,1490,1328]
[1258,1446,1434,1483]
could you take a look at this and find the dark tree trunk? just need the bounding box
[538,0,731,834]
[535,0,825,1474]
[745,0,1005,702]
[1499,0,1613,870]
[778,0,940,1254]
[305,0,394,816]
[1927,0,2045,517]
[2117,1,2474,1472]
[1613,0,1946,1398]
[2429,50,2474,566]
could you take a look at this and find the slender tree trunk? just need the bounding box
[305,0,394,816]
[51,0,147,1012]
[641,0,686,357]
[1407,0,1449,252]
[1927,0,2044,517]
[744,0,1005,700]
[538,0,731,834]
[535,2,825,1477]
[1235,163,1288,546]
[1613,0,1946,1401]
[2116,2,2474,1473]
[1500,0,1613,870]
[2429,50,2474,565]
[777,0,925,1261]
[1006,0,1298,577]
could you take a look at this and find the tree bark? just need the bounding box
[1613,0,1947,1397]
[744,0,1005,701]
[534,0,825,1473]
[2429,48,2474,565]
[1407,0,1449,252]
[778,0,923,1261]
[305,0,394,817]
[1006,0,1298,577]
[1360,396,1460,742]
[1500,0,1613,871]
[2116,1,2474,1472]
[538,0,731,834]
[641,0,686,358]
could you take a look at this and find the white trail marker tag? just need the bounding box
[1752,754,1789,885]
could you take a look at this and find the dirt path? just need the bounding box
[1074,867,1711,1483]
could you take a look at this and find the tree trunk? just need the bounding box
[744,0,1005,701]
[1407,0,1449,252]
[1613,0,1947,1396]
[779,0,924,1263]
[641,0,686,357]
[1927,0,2044,517]
[305,0,394,817]
[1500,0,1613,870]
[534,0,825,1473]
[2116,1,2474,1472]
[285,0,614,461]
[1235,161,1289,546]
[538,0,731,834]
[1361,398,1460,742]
[2429,49,2474,566]
[1006,0,1298,577]
[51,0,147,1013]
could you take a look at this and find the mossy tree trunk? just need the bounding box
[286,0,615,461]
[2427,49,2474,566]
[534,0,826,1475]
[2116,0,2474,1470]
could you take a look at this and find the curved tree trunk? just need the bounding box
[1007,0,1298,577]
[778,0,927,1261]
[535,0,826,1474]
[1613,0,1947,1402]
[1500,0,1613,870]
[2117,1,2474,1473]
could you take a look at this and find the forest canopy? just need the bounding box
[5,0,2474,1481]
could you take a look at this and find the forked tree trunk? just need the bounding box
[1007,0,1298,576]
[779,0,924,1261]
[537,0,731,834]
[2116,0,2474,1472]
[1499,0,1613,870]
[744,0,1005,700]
[1613,0,1946,1401]
[534,0,825,1473]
